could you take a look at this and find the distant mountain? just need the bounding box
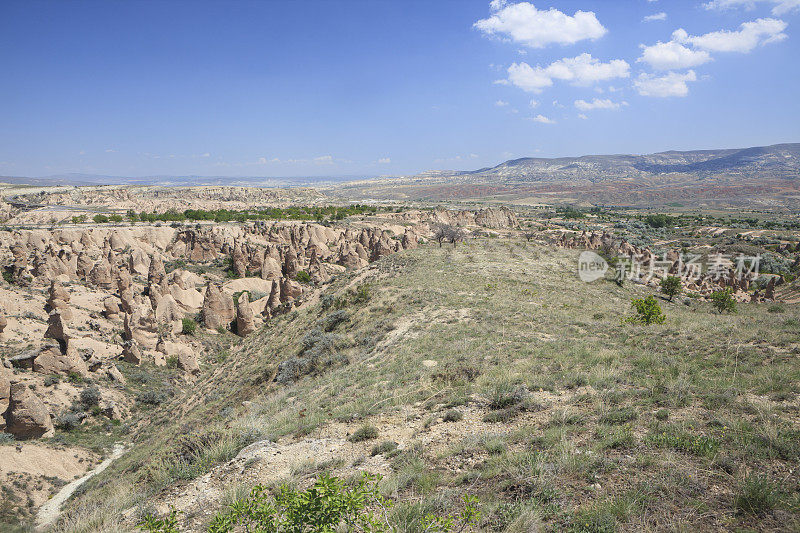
[453,143,800,183]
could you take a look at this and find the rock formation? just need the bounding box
[5,382,54,439]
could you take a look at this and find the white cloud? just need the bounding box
[643,12,667,21]
[495,99,509,106]
[105,149,117,153]
[313,155,334,164]
[531,114,556,124]
[474,1,607,48]
[529,98,539,108]
[702,0,800,15]
[506,53,630,93]
[574,98,627,110]
[638,40,712,70]
[672,18,787,53]
[377,157,391,164]
[577,113,589,119]
[634,70,697,97]
[201,152,210,158]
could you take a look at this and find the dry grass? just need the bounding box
[56,239,800,532]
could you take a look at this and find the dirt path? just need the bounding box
[35,443,126,531]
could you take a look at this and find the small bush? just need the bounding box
[200,473,397,533]
[137,387,174,406]
[733,475,778,516]
[296,270,311,283]
[710,288,737,314]
[92,214,109,224]
[599,407,638,425]
[0,433,15,444]
[321,310,349,332]
[79,387,101,407]
[181,318,197,336]
[165,355,180,369]
[349,424,379,442]
[767,304,785,313]
[647,427,719,457]
[660,276,682,302]
[443,409,463,422]
[371,440,399,456]
[56,412,84,430]
[624,295,666,325]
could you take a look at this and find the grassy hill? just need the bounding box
[54,238,800,532]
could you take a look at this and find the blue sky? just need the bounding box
[1,0,798,178]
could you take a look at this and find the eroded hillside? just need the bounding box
[48,237,800,532]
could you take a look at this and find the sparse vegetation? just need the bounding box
[348,424,379,442]
[181,318,197,336]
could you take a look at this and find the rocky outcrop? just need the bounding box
[121,340,142,365]
[202,282,235,331]
[148,254,166,287]
[155,294,183,323]
[0,370,10,430]
[475,207,519,229]
[33,345,89,377]
[5,382,54,439]
[103,297,121,319]
[157,340,200,375]
[44,311,71,353]
[232,245,248,278]
[236,292,256,337]
[88,257,113,289]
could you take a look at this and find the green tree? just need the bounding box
[92,214,109,223]
[624,295,666,325]
[660,276,682,302]
[710,288,737,314]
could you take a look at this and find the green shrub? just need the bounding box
[710,288,737,314]
[371,440,399,456]
[165,355,180,369]
[660,276,682,302]
[733,475,778,516]
[79,387,101,407]
[181,318,197,336]
[93,214,109,223]
[109,214,123,223]
[767,304,785,313]
[349,424,379,442]
[624,295,666,325]
[646,427,720,457]
[137,505,180,532]
[204,473,389,533]
[599,407,638,425]
[442,409,463,422]
[644,213,676,228]
[296,270,311,283]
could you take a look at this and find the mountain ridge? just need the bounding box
[445,142,800,183]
